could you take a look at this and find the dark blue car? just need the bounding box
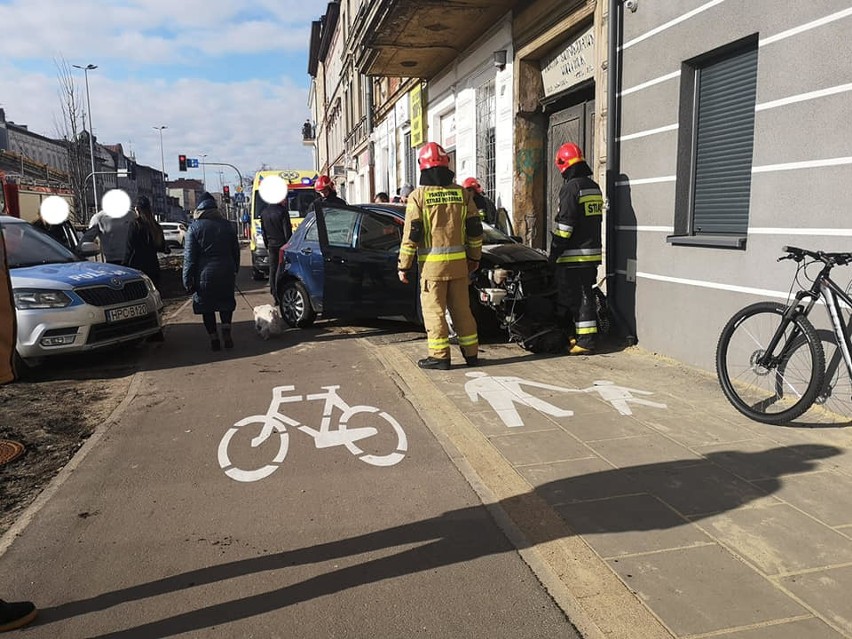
[274,202,561,349]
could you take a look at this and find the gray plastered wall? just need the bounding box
[614,0,852,369]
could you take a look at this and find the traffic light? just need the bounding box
[223,185,231,203]
[178,154,187,172]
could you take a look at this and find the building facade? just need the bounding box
[610,0,852,369]
[308,0,852,373]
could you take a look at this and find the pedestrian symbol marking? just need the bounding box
[582,380,667,416]
[464,373,666,428]
[217,385,408,483]
[465,372,578,428]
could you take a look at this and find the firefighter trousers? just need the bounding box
[555,266,598,350]
[420,277,478,361]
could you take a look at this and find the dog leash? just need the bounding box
[234,282,256,312]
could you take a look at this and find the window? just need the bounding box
[304,219,319,242]
[475,79,497,199]
[357,212,402,252]
[671,37,758,248]
[323,207,359,247]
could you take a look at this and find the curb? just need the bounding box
[372,341,674,639]
[0,371,144,558]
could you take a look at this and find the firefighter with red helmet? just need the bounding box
[549,142,603,355]
[310,175,347,210]
[398,142,483,370]
[462,177,498,226]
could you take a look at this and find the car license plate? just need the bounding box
[106,303,149,323]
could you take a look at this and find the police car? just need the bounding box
[1,215,163,368]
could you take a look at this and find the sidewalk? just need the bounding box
[373,337,852,638]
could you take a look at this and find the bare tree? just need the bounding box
[53,57,90,223]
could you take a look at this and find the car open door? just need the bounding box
[314,202,414,319]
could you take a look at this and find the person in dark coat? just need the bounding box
[259,194,292,304]
[182,193,241,351]
[125,195,168,288]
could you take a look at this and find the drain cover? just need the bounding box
[0,440,25,466]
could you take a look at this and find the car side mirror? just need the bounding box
[77,241,101,258]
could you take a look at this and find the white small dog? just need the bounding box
[253,304,287,340]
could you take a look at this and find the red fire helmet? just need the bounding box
[417,142,450,171]
[314,175,333,192]
[555,142,584,171]
[462,177,483,193]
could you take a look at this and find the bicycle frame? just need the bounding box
[760,264,852,383]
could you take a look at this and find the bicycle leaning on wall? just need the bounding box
[716,246,852,425]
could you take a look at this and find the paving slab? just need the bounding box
[374,338,852,638]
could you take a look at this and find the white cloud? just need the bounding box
[0,0,318,63]
[0,0,321,185]
[0,62,314,183]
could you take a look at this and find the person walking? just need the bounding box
[241,209,251,239]
[548,142,603,355]
[397,141,483,370]
[81,207,133,265]
[462,177,498,226]
[259,193,292,303]
[125,195,168,288]
[182,193,241,351]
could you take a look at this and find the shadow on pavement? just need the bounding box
[38,443,840,638]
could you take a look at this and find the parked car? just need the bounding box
[1,215,164,370]
[159,221,187,248]
[274,202,564,352]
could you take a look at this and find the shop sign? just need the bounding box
[541,26,595,97]
[410,84,425,147]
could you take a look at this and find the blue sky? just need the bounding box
[0,0,318,190]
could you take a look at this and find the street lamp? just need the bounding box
[73,63,98,216]
[153,125,167,216]
[200,153,208,190]
[153,125,167,178]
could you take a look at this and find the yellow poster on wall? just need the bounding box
[410,84,424,147]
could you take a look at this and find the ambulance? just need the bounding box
[249,169,318,280]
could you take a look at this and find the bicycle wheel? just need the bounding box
[217,416,289,482]
[338,405,408,466]
[716,302,825,424]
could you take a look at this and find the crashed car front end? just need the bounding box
[471,242,568,353]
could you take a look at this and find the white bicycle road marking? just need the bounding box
[465,372,667,427]
[218,385,408,483]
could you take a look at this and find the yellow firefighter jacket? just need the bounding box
[398,184,483,281]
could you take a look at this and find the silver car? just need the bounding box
[2,215,164,368]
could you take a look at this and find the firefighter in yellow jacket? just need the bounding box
[397,142,483,370]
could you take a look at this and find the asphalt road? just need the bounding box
[0,253,580,638]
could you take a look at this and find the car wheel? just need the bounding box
[279,281,316,328]
[251,268,265,281]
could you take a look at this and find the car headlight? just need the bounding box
[140,274,157,293]
[13,289,73,309]
[490,268,512,285]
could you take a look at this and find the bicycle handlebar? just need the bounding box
[780,245,852,266]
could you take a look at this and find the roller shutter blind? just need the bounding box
[692,45,758,235]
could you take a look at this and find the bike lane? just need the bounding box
[0,281,578,637]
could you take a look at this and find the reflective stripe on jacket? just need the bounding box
[398,185,483,281]
[549,166,603,268]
